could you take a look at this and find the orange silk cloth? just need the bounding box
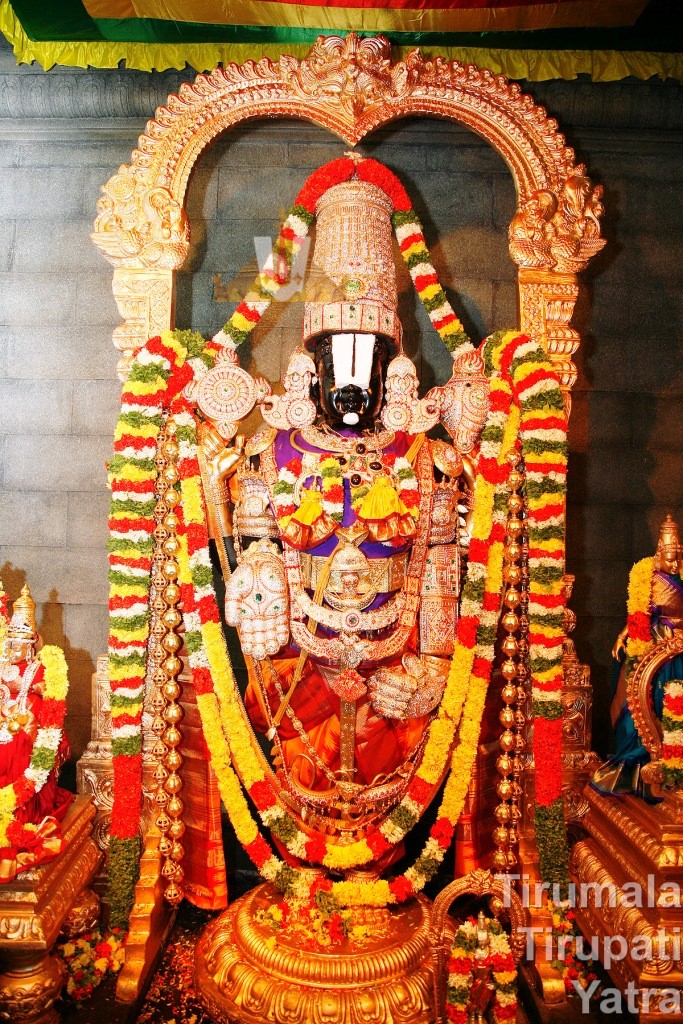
[179,680,228,910]
[245,637,428,792]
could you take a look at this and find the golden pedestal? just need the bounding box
[195,884,437,1024]
[0,797,102,1024]
[571,787,683,1022]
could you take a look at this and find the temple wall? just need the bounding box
[0,37,681,760]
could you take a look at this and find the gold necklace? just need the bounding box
[296,423,395,456]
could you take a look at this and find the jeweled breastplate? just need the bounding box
[260,427,434,669]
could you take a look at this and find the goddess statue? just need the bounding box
[592,514,683,800]
[0,584,72,881]
[203,174,489,857]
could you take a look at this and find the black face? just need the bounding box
[311,334,389,430]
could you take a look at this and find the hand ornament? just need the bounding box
[367,664,417,721]
[611,624,628,661]
[402,654,448,717]
[224,539,289,662]
[439,348,490,453]
[368,654,447,720]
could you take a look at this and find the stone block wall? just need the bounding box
[0,37,681,760]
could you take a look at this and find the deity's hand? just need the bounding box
[611,624,629,661]
[367,666,417,720]
[402,653,448,717]
[224,539,289,662]
[198,423,245,480]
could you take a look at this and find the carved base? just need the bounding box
[195,884,435,1024]
[0,797,102,1024]
[59,888,100,939]
[571,788,683,1022]
[0,956,63,1024]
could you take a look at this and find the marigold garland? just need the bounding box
[273,451,420,549]
[221,156,472,360]
[485,330,570,893]
[662,680,683,788]
[105,328,208,929]
[446,916,518,1024]
[0,579,8,647]
[172,359,515,899]
[106,172,570,921]
[165,329,564,907]
[625,556,656,663]
[619,557,683,791]
[0,644,69,849]
[548,900,600,997]
[105,321,565,921]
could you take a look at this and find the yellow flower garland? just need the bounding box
[0,644,69,847]
[173,350,519,904]
[626,556,655,659]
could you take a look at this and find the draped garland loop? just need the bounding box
[107,326,568,919]
[106,157,569,923]
[0,645,69,850]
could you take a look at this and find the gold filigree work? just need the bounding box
[195,884,436,1024]
[92,33,605,386]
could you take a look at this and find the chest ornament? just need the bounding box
[271,447,420,550]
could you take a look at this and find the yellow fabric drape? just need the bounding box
[2,0,682,80]
[83,0,649,35]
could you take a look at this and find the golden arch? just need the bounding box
[92,33,605,395]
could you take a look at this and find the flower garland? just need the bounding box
[485,330,570,893]
[320,457,345,523]
[55,928,125,1003]
[548,900,600,997]
[170,329,570,909]
[625,556,656,663]
[273,452,420,544]
[0,644,69,849]
[220,156,472,360]
[618,557,683,791]
[255,877,373,951]
[446,916,517,1024]
[662,680,683,788]
[105,327,212,929]
[0,579,8,647]
[107,322,569,923]
[173,366,514,902]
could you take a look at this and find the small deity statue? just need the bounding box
[592,515,683,801]
[0,584,72,881]
[466,910,496,1023]
[201,169,490,854]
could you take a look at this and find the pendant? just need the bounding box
[0,664,19,684]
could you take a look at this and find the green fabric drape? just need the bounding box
[2,0,682,80]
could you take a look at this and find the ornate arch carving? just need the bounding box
[627,635,683,789]
[92,33,605,390]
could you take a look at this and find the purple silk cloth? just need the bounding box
[272,427,413,561]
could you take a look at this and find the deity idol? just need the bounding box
[206,175,490,855]
[593,514,683,800]
[105,153,570,1019]
[0,584,72,881]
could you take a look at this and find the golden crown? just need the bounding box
[7,583,38,642]
[303,179,400,348]
[655,514,681,569]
